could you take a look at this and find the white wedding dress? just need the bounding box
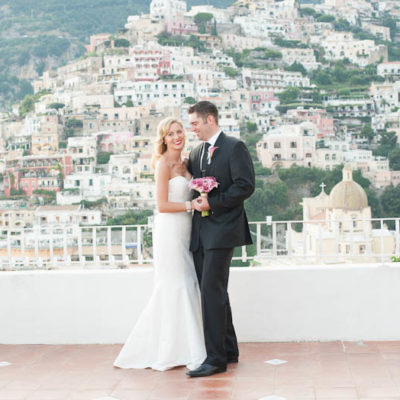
[114,175,206,371]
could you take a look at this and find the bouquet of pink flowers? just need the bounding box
[189,176,219,217]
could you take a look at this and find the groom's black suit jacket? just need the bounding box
[189,132,255,251]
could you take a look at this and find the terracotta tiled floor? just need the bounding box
[2,342,400,399]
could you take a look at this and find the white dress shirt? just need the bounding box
[200,130,222,168]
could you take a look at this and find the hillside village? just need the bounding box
[0,0,399,230]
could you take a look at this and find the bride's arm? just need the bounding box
[156,161,193,213]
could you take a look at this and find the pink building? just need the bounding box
[4,155,73,197]
[249,91,279,113]
[372,170,400,189]
[129,48,171,81]
[286,108,334,139]
[97,131,134,153]
[85,34,112,53]
[166,15,198,36]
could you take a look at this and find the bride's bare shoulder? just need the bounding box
[155,157,170,179]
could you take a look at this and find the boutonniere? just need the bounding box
[208,146,219,164]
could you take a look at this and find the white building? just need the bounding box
[108,154,138,183]
[35,205,102,226]
[370,81,400,114]
[256,122,318,169]
[289,166,394,259]
[377,61,400,80]
[321,32,388,67]
[324,98,375,118]
[106,180,155,210]
[150,0,186,19]
[281,48,320,71]
[185,5,233,23]
[60,173,112,203]
[114,80,195,107]
[315,148,345,171]
[233,16,286,39]
[67,137,97,174]
[242,68,310,92]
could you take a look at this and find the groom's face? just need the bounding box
[189,112,212,142]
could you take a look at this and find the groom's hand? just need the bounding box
[192,199,202,212]
[194,197,210,212]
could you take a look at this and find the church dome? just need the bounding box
[329,166,368,210]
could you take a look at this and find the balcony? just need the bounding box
[2,264,400,399]
[2,219,400,399]
[0,218,398,269]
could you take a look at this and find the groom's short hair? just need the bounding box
[188,101,219,125]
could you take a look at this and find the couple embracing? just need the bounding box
[114,101,255,377]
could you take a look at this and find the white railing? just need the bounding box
[0,217,399,270]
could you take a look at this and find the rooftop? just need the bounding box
[2,265,400,399]
[3,341,400,400]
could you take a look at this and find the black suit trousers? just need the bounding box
[192,243,239,368]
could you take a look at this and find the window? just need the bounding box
[274,142,281,149]
[89,179,93,186]
[290,141,297,148]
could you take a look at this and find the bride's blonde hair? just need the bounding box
[152,117,185,169]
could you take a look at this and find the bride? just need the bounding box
[114,117,206,371]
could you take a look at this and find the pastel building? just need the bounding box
[256,122,318,169]
[4,154,73,197]
[289,166,394,259]
[150,0,186,19]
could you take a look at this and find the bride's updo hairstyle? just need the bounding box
[152,117,184,169]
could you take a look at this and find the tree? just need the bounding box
[17,51,30,66]
[278,87,300,104]
[97,152,113,164]
[49,102,65,110]
[184,97,196,105]
[313,69,332,85]
[194,13,213,25]
[360,124,375,144]
[114,38,130,48]
[211,19,217,36]
[223,66,239,78]
[374,131,398,157]
[194,12,213,34]
[381,184,400,219]
[16,80,33,100]
[66,118,83,128]
[388,148,400,170]
[333,64,349,82]
[334,18,351,31]
[107,210,153,225]
[246,121,258,133]
[300,7,316,17]
[317,14,335,23]
[285,62,306,76]
[19,95,35,116]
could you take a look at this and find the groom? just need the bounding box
[187,101,255,377]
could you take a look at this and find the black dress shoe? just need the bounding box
[186,363,227,377]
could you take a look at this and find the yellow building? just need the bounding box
[289,165,394,261]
